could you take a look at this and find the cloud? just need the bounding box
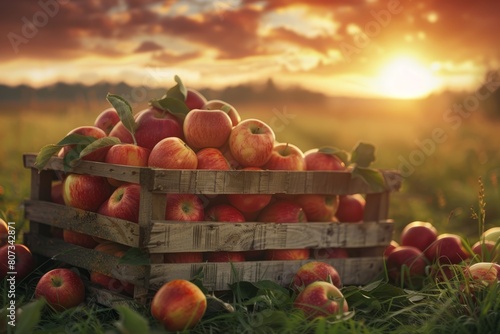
[134,41,163,53]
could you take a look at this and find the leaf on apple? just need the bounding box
[79,136,121,160]
[350,142,376,168]
[318,146,350,166]
[35,133,96,171]
[113,305,150,334]
[118,248,150,266]
[167,74,187,101]
[106,93,138,145]
[352,166,386,192]
[149,75,191,120]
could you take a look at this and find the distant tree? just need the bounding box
[479,70,500,120]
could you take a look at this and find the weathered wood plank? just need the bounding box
[146,220,394,253]
[86,284,144,309]
[24,200,140,247]
[148,257,385,291]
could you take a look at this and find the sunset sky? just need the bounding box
[1,0,499,99]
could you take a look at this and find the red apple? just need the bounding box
[257,200,307,223]
[205,251,246,262]
[464,262,500,285]
[57,126,108,162]
[164,252,204,263]
[425,233,471,265]
[94,107,120,135]
[98,183,141,224]
[0,244,35,280]
[109,120,133,144]
[220,142,242,169]
[196,148,231,170]
[205,204,245,223]
[148,137,198,169]
[482,227,500,244]
[472,240,499,262]
[51,180,65,205]
[134,107,183,150]
[292,261,342,290]
[63,230,99,249]
[105,143,151,186]
[400,221,438,252]
[0,219,8,247]
[165,194,205,221]
[35,268,85,311]
[203,99,241,126]
[384,240,400,258]
[183,109,233,150]
[386,246,428,288]
[151,279,207,332]
[263,143,306,171]
[264,249,310,260]
[229,119,275,167]
[293,281,348,319]
[293,194,339,222]
[185,88,208,110]
[241,250,265,261]
[304,148,346,171]
[335,194,365,222]
[312,248,349,260]
[62,173,113,212]
[227,167,272,213]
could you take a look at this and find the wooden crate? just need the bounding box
[23,153,402,305]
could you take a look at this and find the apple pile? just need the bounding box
[34,76,381,268]
[385,221,500,288]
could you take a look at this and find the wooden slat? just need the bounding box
[86,284,142,309]
[146,220,394,253]
[148,257,385,291]
[24,200,140,247]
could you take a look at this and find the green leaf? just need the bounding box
[166,75,187,101]
[56,133,94,146]
[107,94,137,144]
[79,137,121,159]
[149,96,190,121]
[113,305,150,334]
[118,248,150,266]
[352,166,386,192]
[15,298,45,334]
[350,142,376,168]
[34,144,61,170]
[317,146,350,166]
[34,134,96,170]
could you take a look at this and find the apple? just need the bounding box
[304,148,346,171]
[35,268,85,311]
[220,142,242,169]
[264,249,310,260]
[312,248,349,260]
[464,262,500,285]
[0,244,35,280]
[98,183,141,224]
[183,109,233,150]
[109,120,134,144]
[105,143,151,186]
[164,252,203,263]
[335,194,365,222]
[57,126,108,162]
[293,194,339,222]
[63,230,99,249]
[205,251,246,262]
[472,240,499,262]
[0,219,8,246]
[229,119,275,167]
[148,137,198,169]
[384,240,400,257]
[400,221,438,252]
[205,204,245,223]
[482,227,500,244]
[226,167,272,213]
[165,194,205,221]
[241,250,265,261]
[257,200,307,223]
[185,88,208,110]
[424,233,470,265]
[90,242,134,295]
[94,107,120,135]
[292,261,342,290]
[63,173,113,212]
[293,281,348,319]
[196,148,231,170]
[203,99,241,126]
[263,143,306,171]
[51,180,65,205]
[386,246,428,288]
[151,279,207,332]
[134,107,183,150]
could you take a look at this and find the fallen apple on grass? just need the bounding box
[471,240,499,262]
[35,268,85,311]
[293,281,348,320]
[0,244,35,280]
[400,221,438,253]
[464,262,500,285]
[151,279,207,332]
[425,233,470,265]
[0,219,8,247]
[292,261,342,290]
[386,245,428,288]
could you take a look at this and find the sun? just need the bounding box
[376,57,440,99]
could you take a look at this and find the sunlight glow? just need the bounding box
[376,57,440,99]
